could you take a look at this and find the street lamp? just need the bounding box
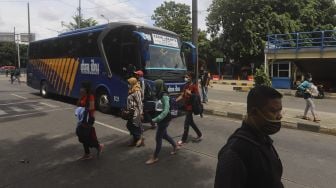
[100,14,110,23]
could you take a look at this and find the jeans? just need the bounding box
[126,120,142,141]
[304,98,316,118]
[154,120,176,158]
[201,86,208,102]
[181,111,202,142]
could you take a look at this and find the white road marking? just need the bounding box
[0,109,7,115]
[0,101,37,106]
[29,104,44,110]
[11,94,27,99]
[95,121,129,135]
[8,106,25,112]
[40,102,59,108]
[0,107,73,119]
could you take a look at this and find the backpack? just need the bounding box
[191,93,203,117]
[155,95,179,119]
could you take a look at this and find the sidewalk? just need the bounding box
[204,99,336,136]
[210,80,336,99]
[0,74,26,82]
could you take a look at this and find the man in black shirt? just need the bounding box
[215,85,284,188]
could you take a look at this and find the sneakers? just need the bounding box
[97,144,104,158]
[79,154,93,161]
[145,157,159,165]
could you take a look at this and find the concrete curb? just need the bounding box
[203,109,336,136]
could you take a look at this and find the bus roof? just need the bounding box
[30,22,178,44]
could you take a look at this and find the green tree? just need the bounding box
[151,1,192,41]
[207,0,336,66]
[63,15,98,31]
[0,42,28,67]
[254,65,271,87]
[0,42,16,66]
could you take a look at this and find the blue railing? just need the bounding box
[267,30,336,49]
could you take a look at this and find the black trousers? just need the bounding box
[181,111,202,142]
[126,120,142,141]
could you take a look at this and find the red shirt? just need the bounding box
[79,94,95,116]
[183,83,199,111]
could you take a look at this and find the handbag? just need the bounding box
[121,108,135,120]
[121,95,138,120]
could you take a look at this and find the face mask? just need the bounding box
[256,109,281,135]
[308,78,312,82]
[128,85,131,89]
[184,77,190,82]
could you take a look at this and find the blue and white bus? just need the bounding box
[27,22,195,113]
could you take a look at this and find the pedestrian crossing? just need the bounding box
[0,101,60,117]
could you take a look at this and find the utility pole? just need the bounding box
[192,0,198,84]
[78,0,81,29]
[27,2,31,42]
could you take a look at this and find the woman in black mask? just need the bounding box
[145,79,178,165]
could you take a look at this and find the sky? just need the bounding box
[0,0,212,40]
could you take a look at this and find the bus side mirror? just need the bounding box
[181,42,196,72]
[133,31,150,62]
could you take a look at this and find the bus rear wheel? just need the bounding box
[96,90,111,114]
[40,81,48,98]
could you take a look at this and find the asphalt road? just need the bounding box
[209,88,336,113]
[1,80,336,188]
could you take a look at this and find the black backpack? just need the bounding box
[191,93,203,117]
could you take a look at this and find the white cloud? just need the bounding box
[0,0,213,40]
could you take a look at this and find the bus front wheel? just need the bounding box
[40,81,48,98]
[96,90,111,114]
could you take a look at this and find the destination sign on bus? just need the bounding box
[152,34,179,48]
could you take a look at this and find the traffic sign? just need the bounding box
[216,58,224,63]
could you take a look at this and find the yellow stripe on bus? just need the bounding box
[42,59,47,75]
[54,58,62,87]
[58,58,67,93]
[65,58,75,96]
[62,58,72,95]
[68,58,79,96]
[56,58,65,92]
[46,59,52,80]
[51,59,57,85]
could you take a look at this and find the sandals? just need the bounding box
[145,157,159,165]
[302,116,311,121]
[177,140,184,146]
[313,119,321,122]
[302,116,321,122]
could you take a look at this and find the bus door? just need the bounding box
[181,42,196,73]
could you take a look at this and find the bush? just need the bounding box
[254,65,271,87]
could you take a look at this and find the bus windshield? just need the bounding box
[146,45,186,70]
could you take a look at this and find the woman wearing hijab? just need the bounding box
[126,77,144,147]
[146,79,178,165]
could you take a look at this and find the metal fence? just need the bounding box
[267,30,336,49]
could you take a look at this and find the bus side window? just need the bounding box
[102,28,122,75]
